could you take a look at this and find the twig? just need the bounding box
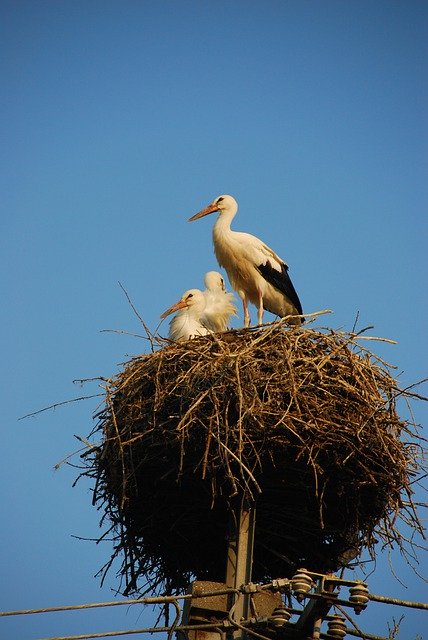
[19,394,103,420]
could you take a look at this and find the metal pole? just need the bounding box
[225,497,256,639]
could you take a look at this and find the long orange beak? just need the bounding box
[160,298,188,319]
[188,202,219,222]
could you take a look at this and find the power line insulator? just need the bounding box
[269,606,292,628]
[291,568,314,602]
[349,582,369,614]
[327,614,347,638]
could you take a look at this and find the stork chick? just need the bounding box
[202,270,237,332]
[160,288,211,342]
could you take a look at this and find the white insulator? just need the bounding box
[269,606,292,628]
[349,583,369,614]
[327,615,347,638]
[291,568,313,602]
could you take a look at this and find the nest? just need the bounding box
[81,323,425,596]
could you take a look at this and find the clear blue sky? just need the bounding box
[1,1,427,638]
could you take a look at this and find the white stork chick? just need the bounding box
[160,288,211,342]
[189,195,303,327]
[202,271,237,332]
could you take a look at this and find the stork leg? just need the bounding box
[243,297,251,328]
[257,290,264,325]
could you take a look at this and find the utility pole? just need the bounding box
[225,499,256,638]
[180,496,283,640]
[179,496,258,640]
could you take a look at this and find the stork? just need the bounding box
[160,288,211,342]
[188,195,303,327]
[202,271,237,332]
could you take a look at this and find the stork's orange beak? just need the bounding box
[188,202,219,222]
[160,298,188,319]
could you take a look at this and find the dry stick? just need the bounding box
[19,394,103,420]
[201,423,213,480]
[54,445,92,471]
[352,335,397,345]
[118,281,156,347]
[215,405,239,497]
[391,380,428,403]
[175,389,210,432]
[74,434,96,449]
[100,328,149,340]
[235,357,245,464]
[335,603,368,640]
[210,431,262,495]
[105,389,127,511]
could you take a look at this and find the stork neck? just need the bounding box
[213,209,235,237]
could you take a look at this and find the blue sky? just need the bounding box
[1,1,427,638]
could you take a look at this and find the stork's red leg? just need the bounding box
[243,298,251,327]
[257,290,264,325]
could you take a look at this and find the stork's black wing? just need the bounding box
[257,260,303,316]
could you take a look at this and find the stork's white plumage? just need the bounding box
[160,288,211,342]
[202,271,237,332]
[189,195,303,327]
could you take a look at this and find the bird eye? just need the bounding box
[217,197,224,203]
[186,293,193,299]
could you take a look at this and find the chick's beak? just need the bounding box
[160,298,188,319]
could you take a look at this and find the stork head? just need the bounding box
[204,271,226,292]
[160,288,206,319]
[188,194,238,222]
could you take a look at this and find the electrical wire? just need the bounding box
[1,578,427,640]
[37,622,225,640]
[368,592,428,610]
[0,587,236,618]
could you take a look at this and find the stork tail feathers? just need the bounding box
[257,261,303,317]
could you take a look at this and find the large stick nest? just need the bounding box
[81,323,425,596]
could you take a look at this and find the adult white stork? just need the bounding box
[160,288,211,342]
[202,271,237,332]
[188,195,303,327]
